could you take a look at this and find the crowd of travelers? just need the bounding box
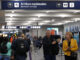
[0,31,78,60]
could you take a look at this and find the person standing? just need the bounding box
[0,37,12,60]
[43,31,61,60]
[63,32,78,60]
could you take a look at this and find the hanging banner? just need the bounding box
[1,1,80,10]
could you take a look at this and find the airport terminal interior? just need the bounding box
[1,0,80,60]
[0,10,80,60]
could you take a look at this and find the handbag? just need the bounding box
[68,41,77,58]
[71,52,77,58]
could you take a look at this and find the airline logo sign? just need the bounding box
[1,1,80,10]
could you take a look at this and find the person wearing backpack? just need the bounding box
[43,31,61,60]
[11,34,30,60]
[0,37,12,60]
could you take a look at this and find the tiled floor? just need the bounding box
[27,47,80,60]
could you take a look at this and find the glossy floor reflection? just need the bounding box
[27,48,80,60]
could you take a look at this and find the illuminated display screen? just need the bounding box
[47,28,59,34]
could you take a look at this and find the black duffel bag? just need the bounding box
[71,52,78,59]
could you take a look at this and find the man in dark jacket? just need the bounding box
[12,34,30,60]
[43,31,61,60]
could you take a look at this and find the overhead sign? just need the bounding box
[1,1,80,10]
[4,26,41,29]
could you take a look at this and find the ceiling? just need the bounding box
[5,10,80,26]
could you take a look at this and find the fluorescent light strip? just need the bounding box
[12,11,15,13]
[72,18,80,22]
[55,13,72,18]
[42,20,51,23]
[63,21,74,23]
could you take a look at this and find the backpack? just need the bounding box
[15,40,29,55]
[50,43,59,55]
[50,35,60,55]
[0,42,8,53]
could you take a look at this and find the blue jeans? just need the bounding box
[44,55,56,60]
[0,55,10,60]
[15,55,26,60]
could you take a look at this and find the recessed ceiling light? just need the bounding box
[27,21,33,24]
[52,23,64,25]
[2,26,5,29]
[38,16,41,18]
[10,15,13,18]
[72,18,80,22]
[33,18,36,20]
[64,21,74,23]
[39,23,45,25]
[12,11,14,13]
[8,21,12,23]
[52,19,55,22]
[35,13,46,17]
[74,11,79,13]
[46,11,50,13]
[57,14,71,18]
[57,23,64,25]
[7,22,12,25]
[10,19,12,21]
[32,18,41,21]
[43,20,51,23]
